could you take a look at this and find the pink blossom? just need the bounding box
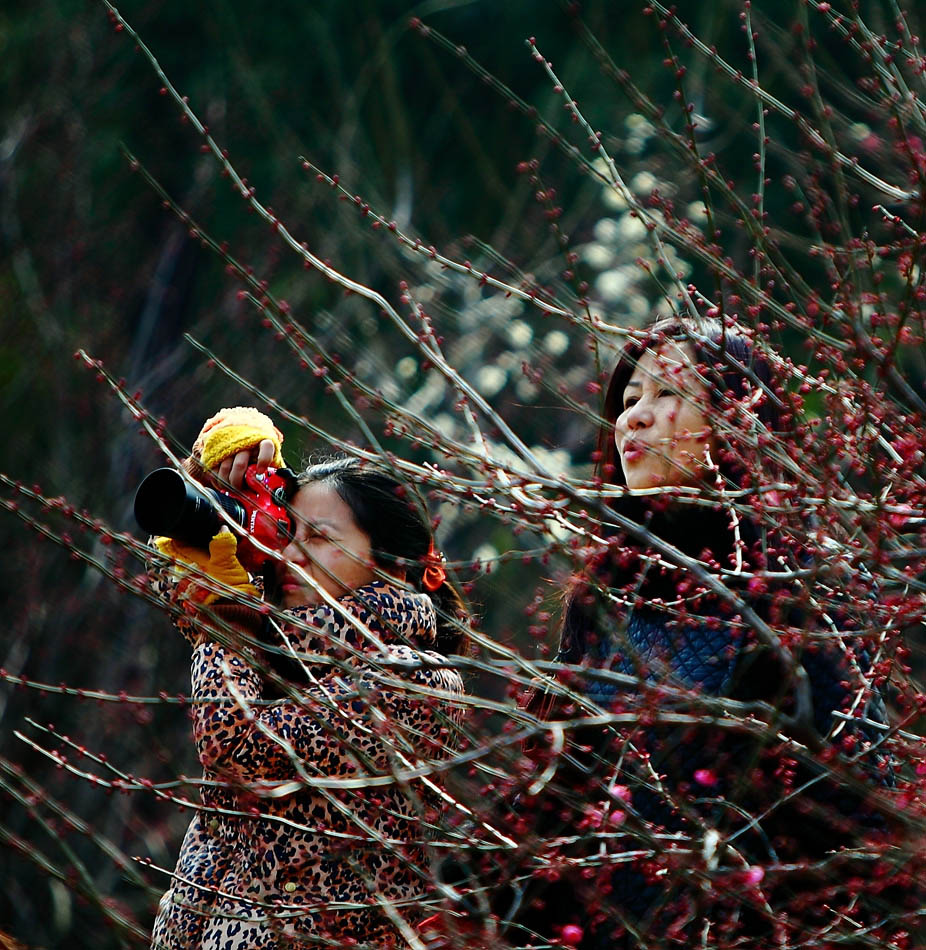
[561,924,584,946]
[609,784,632,802]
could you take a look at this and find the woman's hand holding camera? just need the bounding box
[211,438,277,491]
[151,407,288,622]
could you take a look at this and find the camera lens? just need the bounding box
[134,468,246,549]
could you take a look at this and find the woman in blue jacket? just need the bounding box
[510,316,895,948]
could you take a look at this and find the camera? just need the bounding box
[134,465,297,573]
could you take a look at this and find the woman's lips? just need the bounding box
[622,441,645,463]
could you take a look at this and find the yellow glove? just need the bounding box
[155,529,258,607]
[192,406,285,472]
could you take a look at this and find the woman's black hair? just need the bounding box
[296,457,468,655]
[559,314,787,663]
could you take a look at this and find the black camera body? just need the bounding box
[134,465,297,573]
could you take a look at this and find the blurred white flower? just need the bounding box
[581,243,615,269]
[531,446,571,476]
[405,374,447,415]
[596,268,633,302]
[379,378,400,401]
[602,186,629,211]
[593,218,620,243]
[411,284,435,303]
[618,214,647,241]
[396,356,417,379]
[625,113,655,155]
[544,329,570,356]
[431,412,458,440]
[628,293,651,318]
[625,113,654,133]
[476,364,507,397]
[661,244,692,278]
[631,170,656,194]
[506,319,533,347]
[686,200,708,223]
[462,293,525,330]
[472,543,499,570]
[516,377,540,401]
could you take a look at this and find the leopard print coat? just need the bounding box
[150,580,465,949]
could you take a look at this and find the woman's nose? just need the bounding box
[625,400,653,430]
[281,537,306,564]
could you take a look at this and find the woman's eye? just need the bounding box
[296,531,324,544]
[623,398,638,410]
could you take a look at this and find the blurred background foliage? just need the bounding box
[2,0,925,944]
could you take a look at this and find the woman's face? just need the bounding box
[613,342,716,490]
[276,482,376,607]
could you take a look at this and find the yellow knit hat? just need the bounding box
[192,406,285,471]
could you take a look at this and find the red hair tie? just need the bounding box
[421,540,447,592]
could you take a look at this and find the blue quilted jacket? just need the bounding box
[541,588,890,947]
[581,603,853,735]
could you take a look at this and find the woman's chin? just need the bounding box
[281,585,319,608]
[623,469,664,491]
[623,465,703,491]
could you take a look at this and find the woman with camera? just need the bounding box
[147,408,467,950]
